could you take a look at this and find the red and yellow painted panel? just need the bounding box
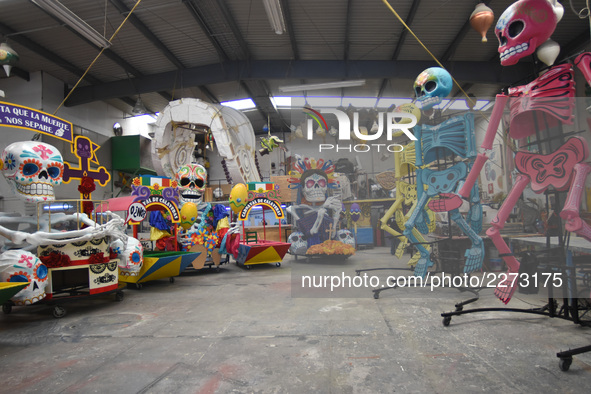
[119,251,201,284]
[236,241,290,266]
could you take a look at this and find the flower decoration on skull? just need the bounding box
[288,155,338,204]
[495,0,559,66]
[0,250,48,305]
[413,67,453,110]
[175,163,207,205]
[1,141,64,202]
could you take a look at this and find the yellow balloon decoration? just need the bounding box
[180,202,198,230]
[229,183,248,214]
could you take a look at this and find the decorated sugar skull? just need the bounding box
[1,141,64,202]
[495,0,559,66]
[301,170,328,203]
[335,229,355,247]
[287,231,307,255]
[0,250,48,305]
[413,67,453,110]
[113,237,143,276]
[350,203,361,222]
[175,163,207,205]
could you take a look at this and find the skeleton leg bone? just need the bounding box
[486,174,530,304]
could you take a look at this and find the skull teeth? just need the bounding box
[13,292,46,306]
[500,42,529,62]
[16,182,55,198]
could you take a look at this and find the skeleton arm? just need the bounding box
[310,196,341,236]
[459,94,509,198]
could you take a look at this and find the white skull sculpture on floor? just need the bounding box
[175,163,207,205]
[335,229,355,247]
[1,141,64,202]
[0,250,48,305]
[287,231,307,255]
[112,237,143,276]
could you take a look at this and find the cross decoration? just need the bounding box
[62,135,110,199]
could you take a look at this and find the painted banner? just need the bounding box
[0,101,73,142]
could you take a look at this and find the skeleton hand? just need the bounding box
[310,207,327,235]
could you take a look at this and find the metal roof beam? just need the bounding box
[377,0,421,99]
[183,0,230,62]
[65,60,531,106]
[281,0,299,60]
[109,0,185,69]
[344,0,353,60]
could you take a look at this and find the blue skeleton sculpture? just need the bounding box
[403,113,484,278]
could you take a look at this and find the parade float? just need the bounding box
[228,182,290,268]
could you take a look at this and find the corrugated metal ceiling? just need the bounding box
[0,0,589,132]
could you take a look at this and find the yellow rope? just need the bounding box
[54,0,144,115]
[380,0,475,108]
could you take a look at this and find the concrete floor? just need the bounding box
[1,247,591,393]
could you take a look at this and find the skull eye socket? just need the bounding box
[306,179,316,188]
[507,20,524,38]
[180,178,191,186]
[9,273,29,282]
[47,166,62,179]
[425,81,437,93]
[195,179,204,188]
[22,162,40,176]
[317,179,326,187]
[35,264,47,281]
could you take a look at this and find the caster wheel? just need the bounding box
[115,291,124,302]
[373,292,380,300]
[442,316,451,327]
[276,262,281,267]
[246,265,251,270]
[215,266,220,272]
[52,305,67,318]
[169,277,175,283]
[2,303,12,314]
[455,306,463,312]
[559,358,572,371]
[135,283,143,290]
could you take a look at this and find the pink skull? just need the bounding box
[495,0,558,66]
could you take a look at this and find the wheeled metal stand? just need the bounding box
[2,285,125,318]
[441,247,591,371]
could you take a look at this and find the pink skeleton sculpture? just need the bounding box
[459,0,591,304]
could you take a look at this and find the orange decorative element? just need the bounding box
[470,3,494,42]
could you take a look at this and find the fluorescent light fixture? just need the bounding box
[262,0,286,35]
[270,96,292,108]
[220,98,256,110]
[43,203,74,212]
[279,80,366,93]
[32,0,111,48]
[305,96,343,107]
[376,98,412,108]
[342,97,378,107]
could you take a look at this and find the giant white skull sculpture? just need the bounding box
[0,250,48,305]
[112,237,143,276]
[302,172,328,203]
[495,0,559,66]
[175,163,207,205]
[1,141,64,202]
[335,229,355,247]
[287,231,307,255]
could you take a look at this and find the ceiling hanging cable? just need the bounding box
[54,0,144,115]
[380,0,474,107]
